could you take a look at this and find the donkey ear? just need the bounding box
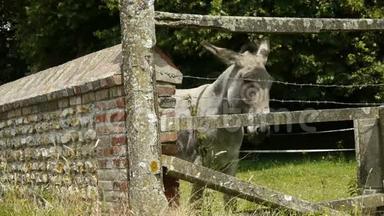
[256,39,270,64]
[201,41,239,65]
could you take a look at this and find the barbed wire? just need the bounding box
[173,94,382,106]
[182,75,384,89]
[269,99,382,106]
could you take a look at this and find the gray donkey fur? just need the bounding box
[175,40,272,211]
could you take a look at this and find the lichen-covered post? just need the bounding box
[353,112,384,215]
[119,0,168,215]
[353,115,383,215]
[354,117,384,194]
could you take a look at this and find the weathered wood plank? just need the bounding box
[354,117,384,193]
[319,194,384,210]
[155,12,384,33]
[162,155,346,215]
[161,107,379,132]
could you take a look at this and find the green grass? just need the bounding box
[0,185,98,216]
[0,153,357,216]
[179,153,357,215]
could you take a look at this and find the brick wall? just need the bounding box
[0,82,180,209]
[94,86,129,205]
[158,83,180,205]
[0,79,129,209]
[0,90,101,198]
[0,45,182,211]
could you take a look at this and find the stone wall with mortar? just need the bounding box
[0,44,182,209]
[0,79,126,203]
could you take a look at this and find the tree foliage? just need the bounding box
[154,0,384,108]
[6,0,119,73]
[2,0,384,108]
[0,0,26,84]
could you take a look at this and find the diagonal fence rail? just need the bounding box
[162,155,347,215]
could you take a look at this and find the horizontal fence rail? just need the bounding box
[155,12,384,33]
[161,107,379,132]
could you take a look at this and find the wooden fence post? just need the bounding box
[120,0,168,215]
[354,114,384,194]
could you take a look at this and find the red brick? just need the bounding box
[95,89,109,101]
[157,85,176,96]
[96,122,126,135]
[112,158,127,168]
[111,75,123,85]
[160,132,177,143]
[70,96,82,106]
[109,87,124,98]
[95,101,107,111]
[112,135,126,146]
[97,136,111,147]
[110,110,126,122]
[160,109,176,118]
[115,97,125,108]
[73,86,82,95]
[100,78,109,88]
[96,98,124,111]
[82,92,96,104]
[113,181,128,192]
[98,159,108,168]
[96,113,107,123]
[102,147,113,157]
[101,146,126,157]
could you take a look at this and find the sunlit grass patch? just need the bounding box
[179,153,356,215]
[0,154,357,216]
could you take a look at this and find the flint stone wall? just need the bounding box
[0,44,181,207]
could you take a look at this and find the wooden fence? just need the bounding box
[161,106,384,213]
[121,3,384,215]
[155,12,384,215]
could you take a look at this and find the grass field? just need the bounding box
[0,153,357,216]
[178,153,357,215]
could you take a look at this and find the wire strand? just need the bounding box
[270,128,354,136]
[269,99,382,106]
[172,94,382,106]
[182,75,384,89]
[240,149,355,153]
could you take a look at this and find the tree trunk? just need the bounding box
[119,0,168,215]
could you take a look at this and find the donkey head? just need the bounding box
[202,40,272,134]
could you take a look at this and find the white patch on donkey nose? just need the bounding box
[246,126,258,134]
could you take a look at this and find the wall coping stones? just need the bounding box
[0,45,182,113]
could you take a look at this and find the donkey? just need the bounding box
[175,40,272,211]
